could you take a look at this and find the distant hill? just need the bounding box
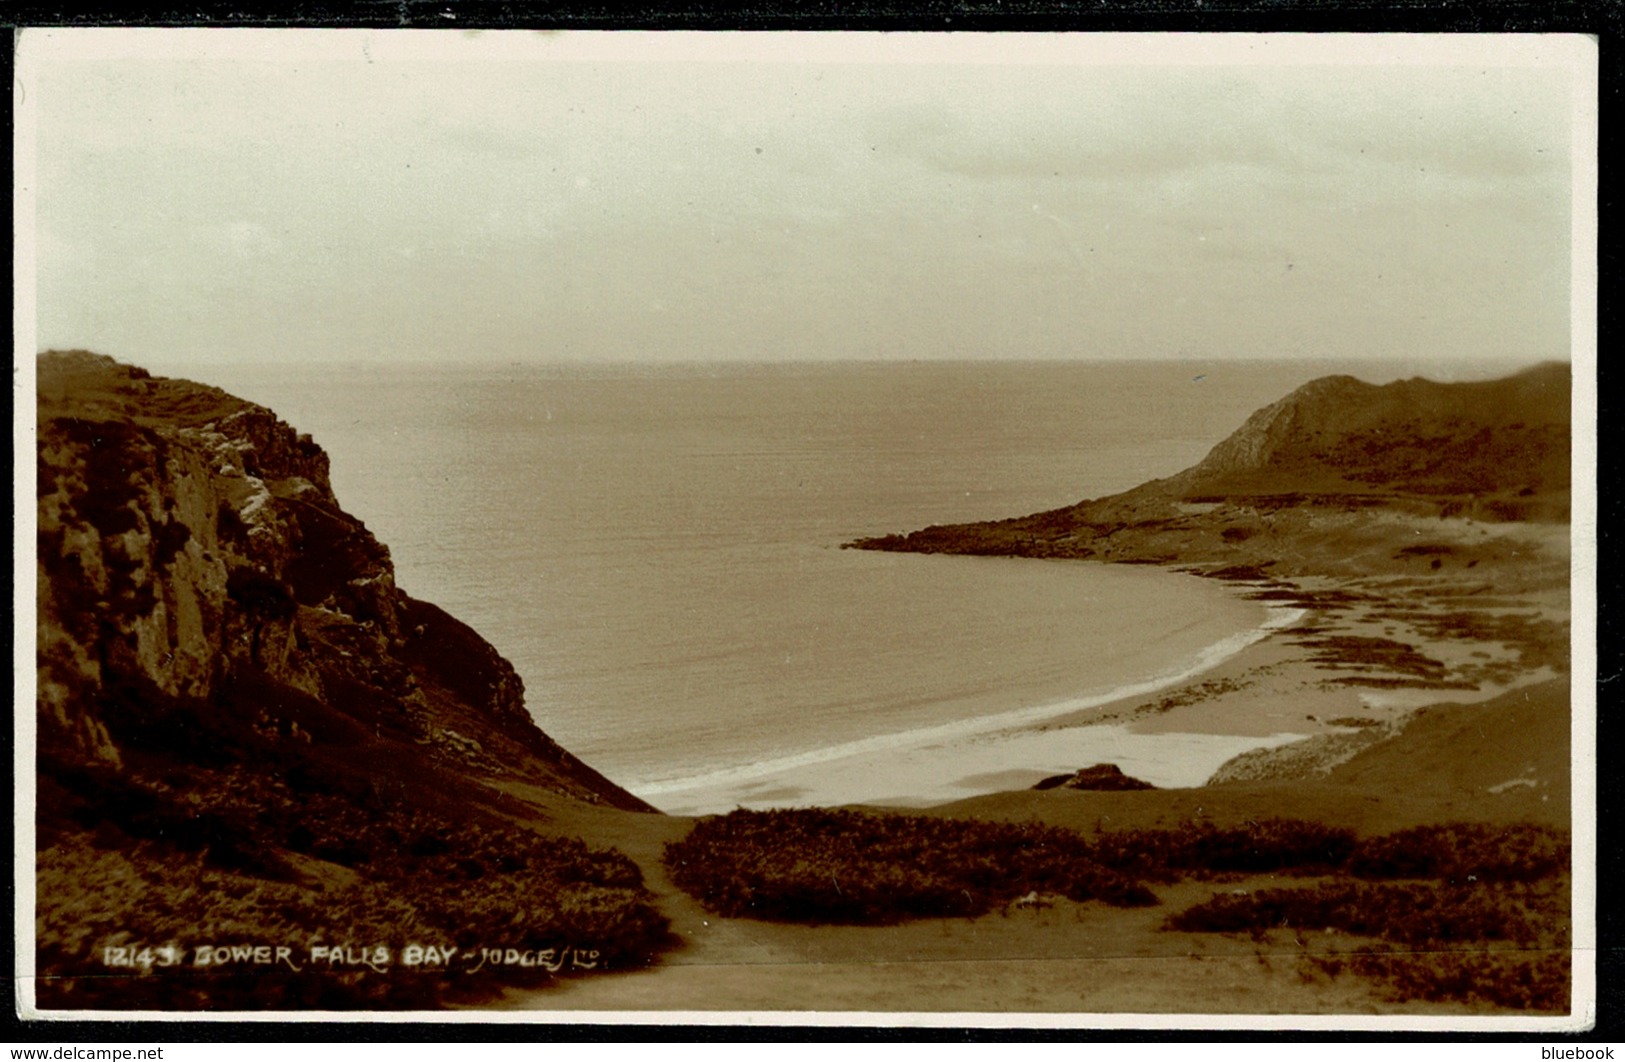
[1161,363,1569,508]
[849,362,1571,569]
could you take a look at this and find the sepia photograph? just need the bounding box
[14,29,1596,1027]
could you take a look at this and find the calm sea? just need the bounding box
[163,358,1495,805]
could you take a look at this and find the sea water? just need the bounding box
[161,359,1410,809]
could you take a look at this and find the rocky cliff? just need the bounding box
[36,350,646,809]
[35,352,671,1010]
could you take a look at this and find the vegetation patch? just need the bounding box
[663,808,1155,925]
[1245,588,1366,610]
[36,670,674,1011]
[1327,946,1570,1012]
[1086,819,1357,882]
[1128,677,1253,717]
[37,819,670,1010]
[1347,824,1568,884]
[1163,820,1571,1011]
[663,811,1572,1008]
[1167,882,1541,945]
[1368,609,1569,674]
[1290,634,1451,680]
[1204,564,1277,582]
[1394,544,1456,558]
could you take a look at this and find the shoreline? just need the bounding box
[634,604,1308,815]
[635,541,1567,815]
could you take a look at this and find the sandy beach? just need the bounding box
[632,601,1297,814]
[640,534,1568,816]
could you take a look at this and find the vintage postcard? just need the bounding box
[13,29,1597,1029]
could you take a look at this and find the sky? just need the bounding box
[16,31,1593,368]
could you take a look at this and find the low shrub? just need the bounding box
[1348,824,1569,884]
[1343,946,1570,1012]
[666,811,1571,931]
[1088,819,1357,881]
[1166,882,1541,946]
[664,808,1153,925]
[35,750,672,1009]
[36,818,670,1010]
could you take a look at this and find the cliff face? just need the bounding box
[36,350,648,810]
[34,354,680,1010]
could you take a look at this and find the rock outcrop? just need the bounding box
[1032,763,1157,792]
[36,349,650,810]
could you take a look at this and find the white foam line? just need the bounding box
[631,606,1306,799]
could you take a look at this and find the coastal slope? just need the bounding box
[851,362,1569,574]
[34,351,670,1009]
